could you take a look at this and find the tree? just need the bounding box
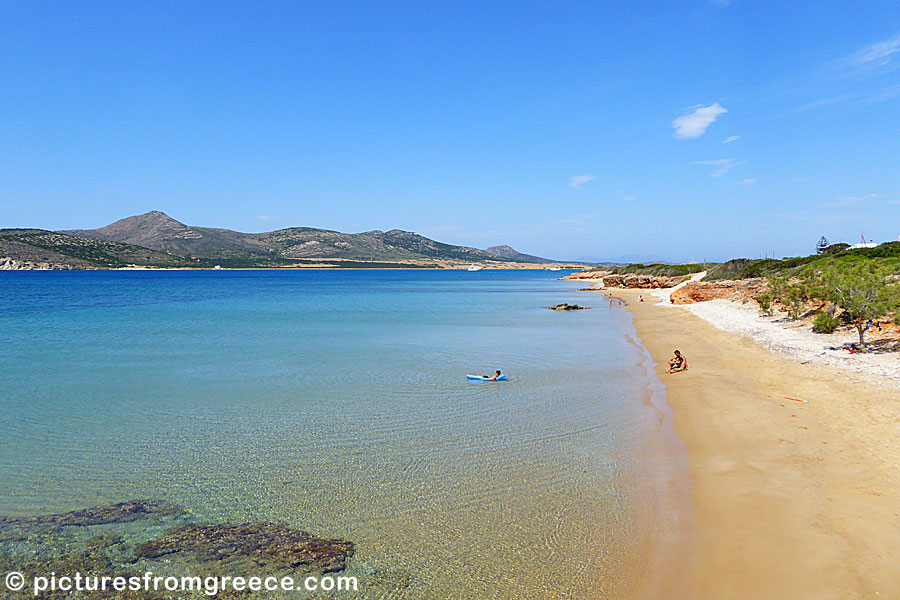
[768,275,809,320]
[805,261,900,351]
[815,236,829,255]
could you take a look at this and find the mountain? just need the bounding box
[484,245,554,264]
[62,211,275,261]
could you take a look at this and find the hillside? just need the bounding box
[0,229,196,269]
[484,245,554,264]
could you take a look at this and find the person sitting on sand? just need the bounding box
[480,370,502,380]
[666,350,688,374]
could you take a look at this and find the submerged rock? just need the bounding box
[135,523,354,573]
[547,303,590,310]
[0,500,184,540]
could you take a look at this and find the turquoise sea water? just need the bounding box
[0,270,684,598]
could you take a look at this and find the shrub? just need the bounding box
[812,312,840,334]
[755,292,773,315]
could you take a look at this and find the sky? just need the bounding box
[2,1,899,262]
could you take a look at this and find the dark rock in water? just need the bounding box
[135,523,354,573]
[0,500,184,537]
[547,303,590,310]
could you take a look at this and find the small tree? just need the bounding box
[768,275,809,320]
[816,236,829,255]
[806,261,900,351]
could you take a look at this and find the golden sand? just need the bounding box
[612,289,900,599]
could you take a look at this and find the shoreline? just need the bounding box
[608,288,900,598]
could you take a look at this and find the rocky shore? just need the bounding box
[0,257,87,270]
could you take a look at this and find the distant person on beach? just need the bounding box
[479,370,502,380]
[639,295,644,302]
[666,350,688,374]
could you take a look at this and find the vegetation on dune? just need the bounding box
[704,243,900,281]
[812,312,840,334]
[749,259,900,350]
[767,275,810,320]
[804,260,900,351]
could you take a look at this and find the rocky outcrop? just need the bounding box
[562,270,611,280]
[563,271,687,288]
[602,274,688,288]
[0,257,84,270]
[547,303,590,310]
[670,280,765,304]
[135,522,354,572]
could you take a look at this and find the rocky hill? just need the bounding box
[484,244,553,264]
[2,211,558,269]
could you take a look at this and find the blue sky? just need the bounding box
[2,1,899,262]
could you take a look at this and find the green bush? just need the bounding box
[812,312,840,333]
[755,292,773,314]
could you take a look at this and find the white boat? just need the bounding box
[467,264,483,271]
[549,265,562,271]
[213,265,222,270]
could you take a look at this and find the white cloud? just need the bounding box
[689,158,746,177]
[623,195,637,202]
[739,178,757,185]
[672,103,727,139]
[568,175,596,189]
[723,135,740,144]
[255,215,278,221]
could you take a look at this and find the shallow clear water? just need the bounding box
[0,270,677,598]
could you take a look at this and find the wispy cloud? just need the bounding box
[827,193,879,207]
[255,215,279,221]
[739,178,757,185]
[711,0,732,6]
[568,175,596,189]
[722,135,740,144]
[555,211,602,231]
[672,103,727,139]
[623,195,637,202]
[689,158,746,177]
[840,34,900,68]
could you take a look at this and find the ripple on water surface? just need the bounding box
[0,270,675,598]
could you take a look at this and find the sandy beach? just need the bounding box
[609,288,900,599]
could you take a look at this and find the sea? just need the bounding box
[0,269,688,599]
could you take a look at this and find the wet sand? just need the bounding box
[611,289,900,599]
